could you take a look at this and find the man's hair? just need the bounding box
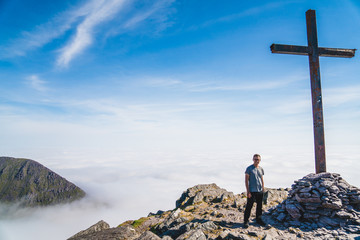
[253,154,261,159]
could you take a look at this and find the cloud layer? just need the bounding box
[0,147,359,240]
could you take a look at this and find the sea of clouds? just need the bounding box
[0,145,359,240]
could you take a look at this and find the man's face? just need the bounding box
[253,156,261,166]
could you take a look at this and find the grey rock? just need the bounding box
[295,194,321,203]
[198,220,218,231]
[321,180,334,188]
[319,216,339,227]
[298,192,312,198]
[336,210,353,219]
[226,232,252,240]
[299,187,312,193]
[305,172,332,181]
[248,231,258,236]
[311,190,321,197]
[176,229,206,240]
[317,186,327,194]
[321,198,342,209]
[303,202,321,210]
[149,210,165,217]
[344,225,360,233]
[276,213,286,222]
[288,220,301,227]
[350,195,360,204]
[233,198,246,208]
[176,184,229,208]
[338,181,350,190]
[68,220,110,240]
[158,208,183,231]
[262,228,279,240]
[68,225,140,240]
[137,231,162,240]
[217,230,230,240]
[285,203,301,219]
[161,236,173,240]
[303,212,319,219]
[221,192,235,202]
[329,185,340,194]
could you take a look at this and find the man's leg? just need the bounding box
[254,192,265,226]
[255,192,263,219]
[244,194,255,224]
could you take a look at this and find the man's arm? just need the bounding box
[261,176,264,192]
[245,173,251,198]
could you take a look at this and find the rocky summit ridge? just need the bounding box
[68,173,360,240]
[0,157,86,207]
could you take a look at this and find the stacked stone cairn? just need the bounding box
[265,172,360,233]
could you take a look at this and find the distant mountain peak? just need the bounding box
[0,156,85,207]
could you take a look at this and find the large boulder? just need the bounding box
[176,183,235,208]
[68,220,110,240]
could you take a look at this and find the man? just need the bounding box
[244,154,265,228]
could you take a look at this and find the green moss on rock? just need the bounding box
[132,217,149,228]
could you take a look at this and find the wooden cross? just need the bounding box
[270,9,356,174]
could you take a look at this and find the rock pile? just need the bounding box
[265,172,360,233]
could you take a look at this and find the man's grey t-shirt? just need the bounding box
[245,165,264,192]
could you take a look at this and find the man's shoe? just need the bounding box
[243,222,249,228]
[256,218,266,226]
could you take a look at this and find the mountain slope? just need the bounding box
[68,174,360,240]
[0,157,85,206]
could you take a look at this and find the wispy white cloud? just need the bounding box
[0,2,84,59]
[56,0,128,68]
[103,0,175,41]
[55,0,175,67]
[26,75,48,92]
[123,5,161,29]
[187,79,294,92]
[188,1,293,31]
[122,0,175,30]
[144,73,307,92]
[144,77,183,87]
[0,0,175,68]
[324,85,360,107]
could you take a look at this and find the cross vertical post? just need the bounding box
[306,10,326,174]
[270,9,356,173]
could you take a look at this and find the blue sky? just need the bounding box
[1,1,360,239]
[1,0,359,173]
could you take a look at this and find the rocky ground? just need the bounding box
[68,173,360,240]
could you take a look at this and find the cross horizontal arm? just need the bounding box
[270,44,356,58]
[319,47,356,58]
[270,44,308,56]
